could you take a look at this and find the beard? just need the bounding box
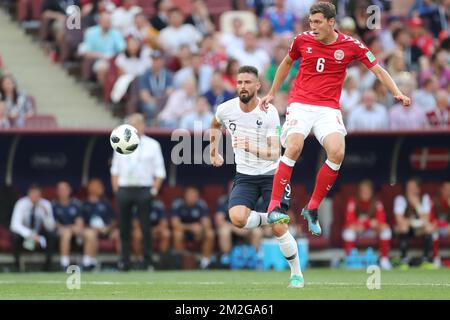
[238,91,254,104]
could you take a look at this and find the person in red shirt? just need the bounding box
[259,2,411,234]
[342,180,392,270]
[431,179,450,267]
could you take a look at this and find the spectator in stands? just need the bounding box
[150,0,174,31]
[215,192,263,267]
[52,181,83,270]
[41,0,81,43]
[134,12,159,49]
[222,58,239,92]
[184,0,215,35]
[219,17,245,52]
[158,77,197,128]
[10,184,56,272]
[179,96,213,131]
[409,17,436,57]
[173,52,213,95]
[203,71,235,112]
[341,180,393,270]
[78,12,126,86]
[433,180,450,239]
[347,62,377,93]
[199,33,228,71]
[111,35,151,103]
[0,101,10,129]
[263,0,296,35]
[157,8,203,56]
[426,90,450,128]
[81,178,117,271]
[389,75,428,130]
[111,113,166,271]
[0,75,35,128]
[386,50,408,84]
[226,31,270,75]
[285,0,315,20]
[338,16,357,38]
[171,186,215,269]
[264,45,297,94]
[416,0,450,38]
[246,0,274,18]
[131,200,171,266]
[412,76,438,113]
[111,0,142,35]
[347,90,389,130]
[340,75,361,119]
[420,49,450,89]
[138,50,174,125]
[394,177,438,269]
[255,18,277,58]
[392,28,423,73]
[379,16,403,57]
[373,79,395,110]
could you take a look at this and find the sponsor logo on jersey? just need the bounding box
[334,49,345,60]
[256,119,263,127]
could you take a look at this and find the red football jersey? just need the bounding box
[288,30,378,109]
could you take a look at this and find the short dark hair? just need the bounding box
[237,65,259,78]
[310,2,336,20]
[28,183,41,192]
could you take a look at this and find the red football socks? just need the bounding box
[307,162,339,210]
[268,158,294,212]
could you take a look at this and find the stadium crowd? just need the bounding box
[0,0,448,130]
[4,177,450,271]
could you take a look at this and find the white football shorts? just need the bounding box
[280,102,347,147]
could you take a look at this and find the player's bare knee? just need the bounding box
[229,209,248,228]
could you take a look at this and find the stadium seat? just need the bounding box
[24,114,58,129]
[379,183,403,225]
[289,183,309,213]
[98,238,117,253]
[422,182,440,198]
[41,185,57,201]
[158,185,185,212]
[201,184,225,215]
[220,11,258,34]
[0,225,12,252]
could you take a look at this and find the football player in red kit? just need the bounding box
[342,180,392,270]
[259,2,411,235]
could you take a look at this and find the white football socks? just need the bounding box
[276,231,302,277]
[243,210,268,229]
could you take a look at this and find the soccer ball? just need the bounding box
[110,124,140,154]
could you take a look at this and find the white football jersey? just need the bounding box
[215,97,281,175]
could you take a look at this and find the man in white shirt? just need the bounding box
[209,66,304,288]
[347,90,389,130]
[10,184,56,271]
[158,8,203,56]
[111,0,142,36]
[111,113,166,271]
[226,31,270,75]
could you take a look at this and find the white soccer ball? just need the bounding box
[110,124,140,154]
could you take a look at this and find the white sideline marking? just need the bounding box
[0,280,449,287]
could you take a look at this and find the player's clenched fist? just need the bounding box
[258,94,274,112]
[210,152,224,167]
[394,94,412,107]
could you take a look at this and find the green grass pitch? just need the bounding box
[1,269,450,300]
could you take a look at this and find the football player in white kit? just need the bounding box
[209,66,304,288]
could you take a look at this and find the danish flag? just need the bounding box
[410,147,450,170]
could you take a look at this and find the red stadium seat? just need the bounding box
[378,183,403,225]
[422,182,440,199]
[24,114,58,129]
[41,185,57,201]
[158,185,185,213]
[201,184,225,215]
[0,225,12,252]
[98,238,117,253]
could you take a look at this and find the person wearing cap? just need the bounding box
[138,50,174,125]
[410,17,435,57]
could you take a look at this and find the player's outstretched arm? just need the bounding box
[259,55,294,111]
[233,136,280,161]
[209,117,224,167]
[369,64,411,107]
